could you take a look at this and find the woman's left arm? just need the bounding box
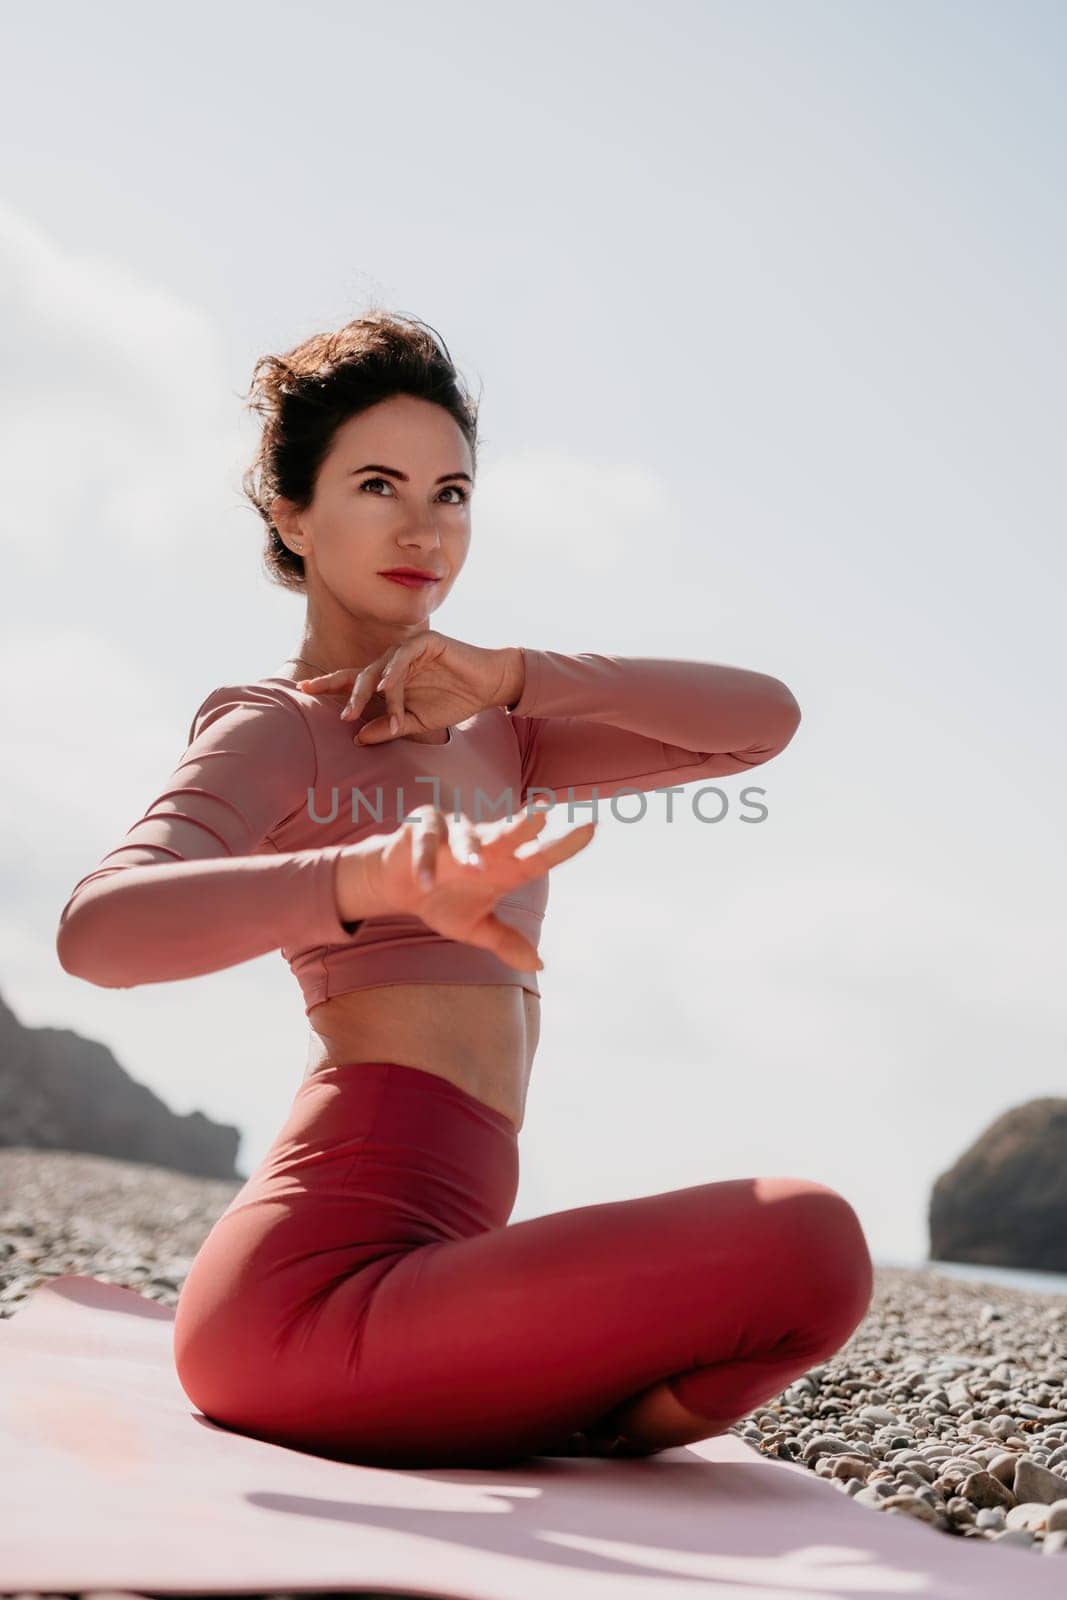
[504,647,802,805]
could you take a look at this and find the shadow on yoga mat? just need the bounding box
[0,1274,1053,1598]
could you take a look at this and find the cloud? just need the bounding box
[0,200,243,567]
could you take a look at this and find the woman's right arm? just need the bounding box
[55,683,379,990]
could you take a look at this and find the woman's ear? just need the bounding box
[271,495,306,554]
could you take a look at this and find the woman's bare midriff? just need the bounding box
[273,670,539,1133]
[304,984,540,1134]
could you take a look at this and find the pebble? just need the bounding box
[2,1147,1067,1569]
[1016,1457,1067,1505]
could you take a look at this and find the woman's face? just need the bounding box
[273,393,473,621]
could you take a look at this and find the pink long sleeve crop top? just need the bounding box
[56,648,801,1012]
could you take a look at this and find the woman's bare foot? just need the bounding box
[590,1381,743,1454]
[541,1382,743,1458]
[557,1429,663,1458]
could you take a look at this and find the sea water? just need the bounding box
[876,1254,1067,1301]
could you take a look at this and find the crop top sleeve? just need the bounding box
[507,647,802,804]
[56,683,362,990]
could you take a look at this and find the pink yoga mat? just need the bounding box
[0,1274,1056,1598]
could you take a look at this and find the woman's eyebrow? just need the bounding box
[347,463,473,485]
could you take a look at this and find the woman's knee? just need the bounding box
[760,1177,875,1340]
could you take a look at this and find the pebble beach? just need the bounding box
[3,1142,1067,1597]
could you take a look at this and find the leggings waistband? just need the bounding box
[300,1058,520,1140]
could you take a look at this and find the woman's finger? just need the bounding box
[378,660,409,740]
[482,915,543,972]
[295,668,358,693]
[447,807,547,869]
[340,659,389,722]
[511,819,597,874]
[450,816,485,869]
[375,650,408,692]
[458,912,542,972]
[472,807,549,854]
[412,806,448,891]
[363,643,416,732]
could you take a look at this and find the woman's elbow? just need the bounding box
[773,684,802,749]
[55,904,129,989]
[733,683,802,767]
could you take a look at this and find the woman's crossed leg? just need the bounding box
[289,1171,874,1468]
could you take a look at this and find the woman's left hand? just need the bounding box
[296,631,525,744]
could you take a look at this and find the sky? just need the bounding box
[1,0,1064,1267]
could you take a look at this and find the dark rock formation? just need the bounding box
[0,991,243,1180]
[928,1098,1067,1272]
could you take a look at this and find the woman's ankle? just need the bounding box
[599,1381,741,1451]
[556,1429,662,1458]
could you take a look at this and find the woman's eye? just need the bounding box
[360,477,469,505]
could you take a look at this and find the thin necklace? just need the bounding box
[286,654,330,675]
[284,653,454,741]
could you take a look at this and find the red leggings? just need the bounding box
[173,1060,873,1468]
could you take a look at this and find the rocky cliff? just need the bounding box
[0,991,243,1180]
[929,1098,1067,1272]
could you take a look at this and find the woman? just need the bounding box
[56,311,874,1469]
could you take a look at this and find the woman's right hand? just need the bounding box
[345,804,597,972]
